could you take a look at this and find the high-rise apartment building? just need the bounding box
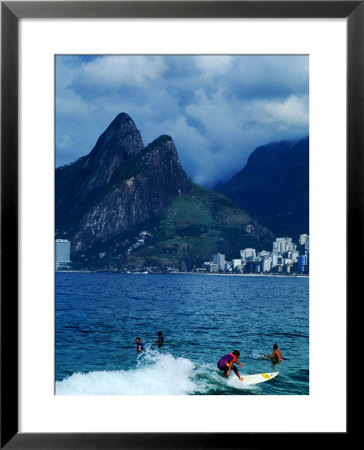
[298,254,308,273]
[299,234,309,249]
[240,248,256,261]
[273,237,293,254]
[213,253,226,271]
[56,239,71,269]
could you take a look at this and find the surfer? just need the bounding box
[154,331,164,348]
[135,337,144,352]
[217,350,244,381]
[264,344,283,362]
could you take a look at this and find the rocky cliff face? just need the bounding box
[56,114,192,252]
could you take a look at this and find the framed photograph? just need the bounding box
[2,1,357,448]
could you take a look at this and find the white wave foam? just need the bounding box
[56,347,199,395]
[251,350,265,360]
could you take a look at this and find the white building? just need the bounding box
[208,263,219,273]
[287,250,300,262]
[304,235,309,250]
[262,257,272,272]
[232,259,242,268]
[258,250,270,258]
[213,253,226,271]
[272,252,284,267]
[273,237,293,254]
[272,247,279,266]
[299,234,309,248]
[240,248,256,261]
[56,239,71,269]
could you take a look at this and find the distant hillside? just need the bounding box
[56,113,275,271]
[218,137,309,239]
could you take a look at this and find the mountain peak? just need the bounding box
[115,111,133,121]
[112,112,136,128]
[56,113,192,251]
[147,135,174,149]
[90,112,143,161]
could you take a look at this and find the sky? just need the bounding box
[56,55,309,187]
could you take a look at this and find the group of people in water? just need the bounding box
[135,331,164,352]
[218,344,283,381]
[135,332,283,382]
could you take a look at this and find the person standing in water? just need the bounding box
[135,337,144,352]
[154,331,164,348]
[217,350,244,381]
[264,344,283,362]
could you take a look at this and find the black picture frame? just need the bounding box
[1,1,357,448]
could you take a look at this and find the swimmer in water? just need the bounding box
[217,350,244,381]
[264,344,283,362]
[135,337,144,352]
[154,331,164,348]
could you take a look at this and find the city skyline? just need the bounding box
[204,234,309,275]
[56,234,309,275]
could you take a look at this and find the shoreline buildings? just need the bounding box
[55,234,309,274]
[203,234,309,275]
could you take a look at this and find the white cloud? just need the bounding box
[56,89,93,116]
[80,55,167,88]
[193,55,233,77]
[238,95,309,128]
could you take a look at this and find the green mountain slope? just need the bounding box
[70,183,274,271]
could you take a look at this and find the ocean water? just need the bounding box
[55,272,309,395]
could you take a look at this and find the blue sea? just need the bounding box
[55,272,309,395]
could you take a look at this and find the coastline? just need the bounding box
[173,271,309,278]
[56,270,309,278]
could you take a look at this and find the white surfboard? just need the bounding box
[233,371,279,386]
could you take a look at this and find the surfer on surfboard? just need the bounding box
[217,350,244,381]
[264,344,283,362]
